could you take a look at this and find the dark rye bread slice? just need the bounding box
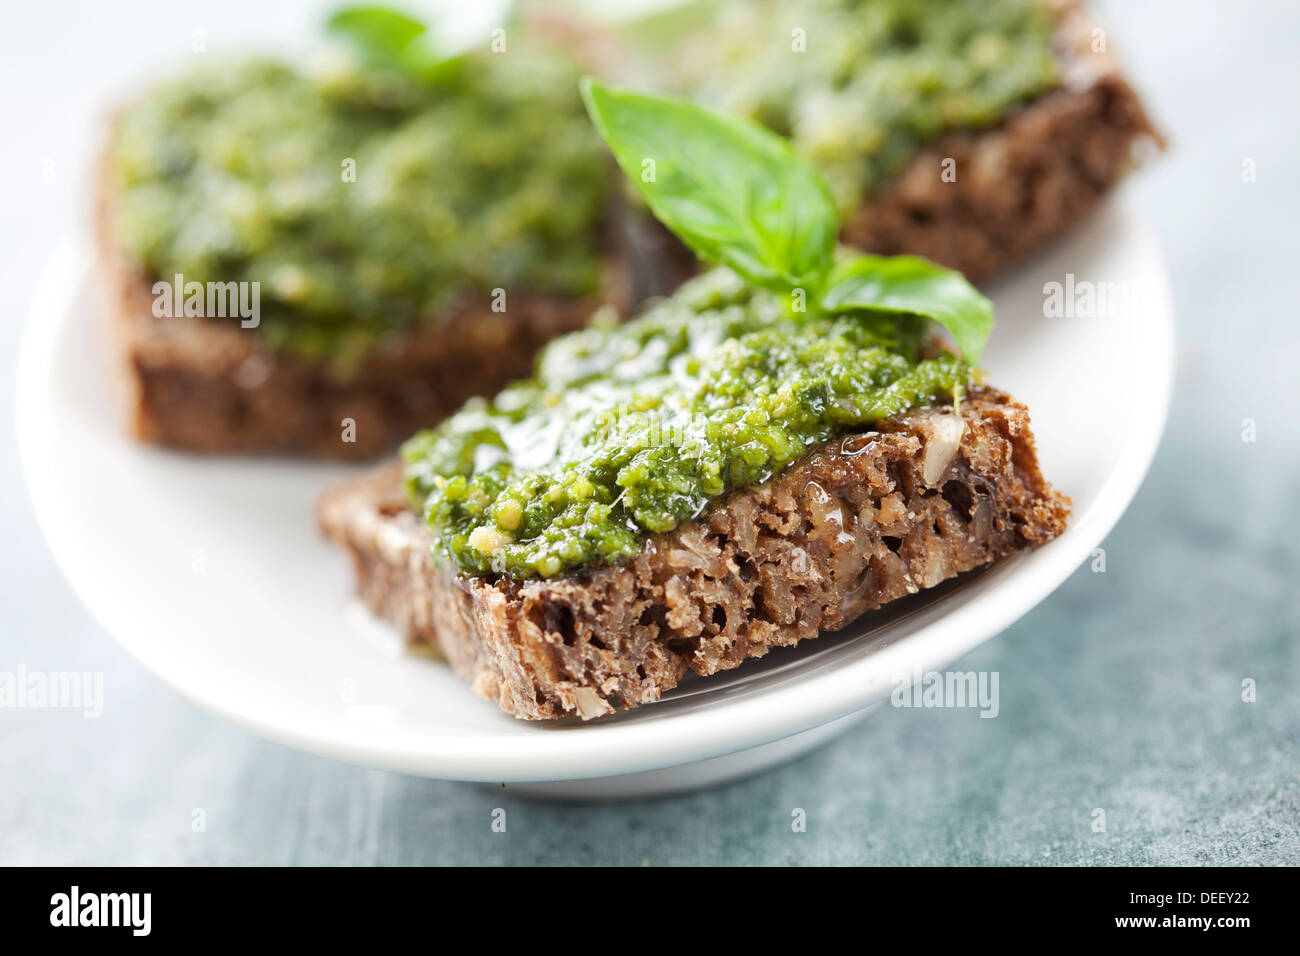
[319,387,1069,720]
[841,0,1162,280]
[93,134,632,459]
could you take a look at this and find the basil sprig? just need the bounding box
[580,79,994,363]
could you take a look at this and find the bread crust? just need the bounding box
[319,387,1070,719]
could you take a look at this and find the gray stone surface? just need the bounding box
[1,1,1296,865]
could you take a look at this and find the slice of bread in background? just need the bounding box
[319,387,1070,720]
[94,138,632,459]
[841,0,1162,279]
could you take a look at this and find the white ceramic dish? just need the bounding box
[17,194,1173,798]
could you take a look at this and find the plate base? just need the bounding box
[496,708,874,800]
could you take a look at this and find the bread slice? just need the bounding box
[93,136,633,459]
[319,387,1069,720]
[841,0,1162,280]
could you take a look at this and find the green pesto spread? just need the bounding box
[402,269,970,579]
[109,48,610,364]
[688,0,1060,212]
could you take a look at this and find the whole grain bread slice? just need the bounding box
[319,387,1069,720]
[840,0,1162,279]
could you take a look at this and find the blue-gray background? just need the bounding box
[2,1,1296,864]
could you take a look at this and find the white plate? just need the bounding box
[17,194,1174,797]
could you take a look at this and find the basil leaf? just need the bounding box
[580,79,837,292]
[821,254,995,364]
[328,6,427,57]
[326,5,458,82]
